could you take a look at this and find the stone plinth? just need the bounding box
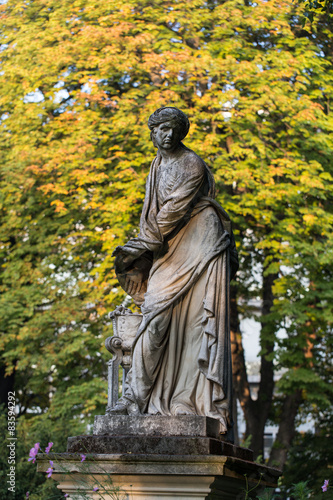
[38,453,280,499]
[37,416,281,499]
[94,415,226,439]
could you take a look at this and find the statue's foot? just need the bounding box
[106,401,128,415]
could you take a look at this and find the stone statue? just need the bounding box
[111,107,238,437]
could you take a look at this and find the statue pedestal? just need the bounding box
[38,416,281,499]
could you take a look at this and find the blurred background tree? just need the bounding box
[298,0,333,25]
[0,0,332,496]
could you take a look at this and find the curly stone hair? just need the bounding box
[148,107,190,143]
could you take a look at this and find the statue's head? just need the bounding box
[148,107,190,147]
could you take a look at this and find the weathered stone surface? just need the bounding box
[66,434,254,461]
[110,107,238,441]
[107,308,143,354]
[39,452,280,483]
[93,415,226,439]
[38,453,281,499]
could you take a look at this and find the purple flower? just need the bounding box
[93,486,99,491]
[28,443,40,463]
[80,454,86,462]
[322,479,329,492]
[26,493,29,498]
[45,442,53,454]
[64,495,69,498]
[46,460,54,478]
[46,467,53,478]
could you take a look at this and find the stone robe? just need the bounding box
[115,146,238,437]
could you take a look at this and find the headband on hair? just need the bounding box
[148,107,190,142]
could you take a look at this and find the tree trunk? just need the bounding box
[247,270,276,459]
[231,270,277,460]
[268,390,303,469]
[230,284,251,445]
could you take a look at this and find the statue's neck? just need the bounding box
[158,143,185,162]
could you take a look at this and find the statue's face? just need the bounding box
[152,120,181,150]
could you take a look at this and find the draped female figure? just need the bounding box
[112,107,238,438]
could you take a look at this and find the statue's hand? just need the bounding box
[113,246,136,273]
[112,245,126,257]
[125,269,145,296]
[113,248,152,303]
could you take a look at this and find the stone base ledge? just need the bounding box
[67,434,253,461]
[39,452,280,484]
[38,453,281,499]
